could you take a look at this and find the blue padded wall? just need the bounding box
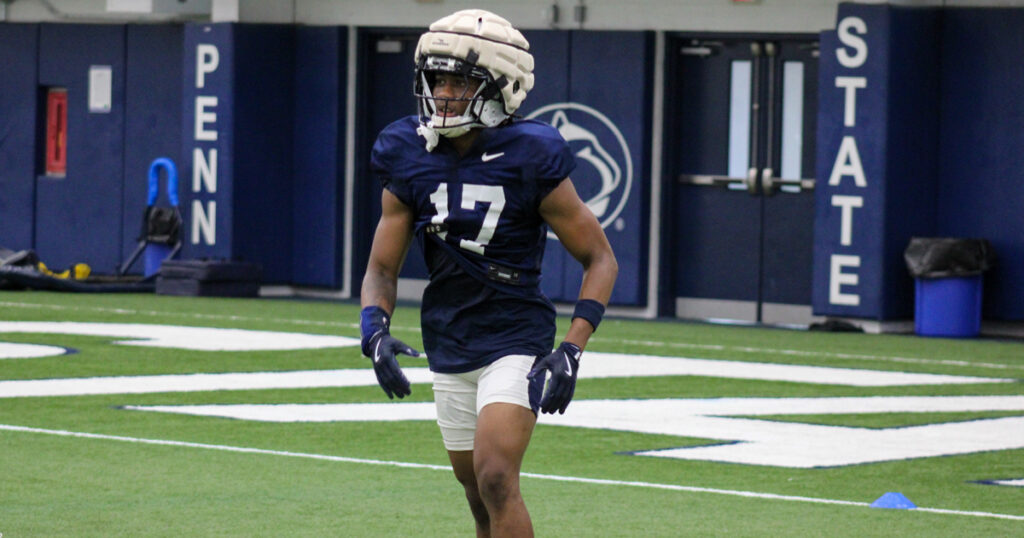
[813,4,940,320]
[183,23,297,283]
[121,24,184,270]
[881,7,942,318]
[520,30,571,303]
[939,9,1024,320]
[517,31,570,114]
[36,24,126,273]
[815,3,1024,322]
[565,31,650,306]
[0,24,38,251]
[353,28,427,296]
[182,23,234,263]
[232,25,295,283]
[527,31,651,306]
[292,26,346,287]
[813,7,890,320]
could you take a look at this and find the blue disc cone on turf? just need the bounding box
[870,492,917,509]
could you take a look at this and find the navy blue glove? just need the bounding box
[527,341,582,415]
[360,306,419,399]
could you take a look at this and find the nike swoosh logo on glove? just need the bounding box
[563,353,573,376]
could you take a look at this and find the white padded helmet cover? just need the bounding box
[415,9,534,115]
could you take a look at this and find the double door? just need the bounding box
[667,36,819,324]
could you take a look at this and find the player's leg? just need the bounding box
[474,402,536,537]
[448,449,490,537]
[434,371,490,535]
[473,355,542,537]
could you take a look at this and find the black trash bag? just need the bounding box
[904,237,995,279]
[0,246,41,290]
[0,247,40,268]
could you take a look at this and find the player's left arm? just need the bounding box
[530,177,617,414]
[539,177,618,348]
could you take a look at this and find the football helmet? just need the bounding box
[414,9,534,148]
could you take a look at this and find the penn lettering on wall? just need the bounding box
[191,41,219,246]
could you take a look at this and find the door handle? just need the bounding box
[678,174,749,191]
[767,175,817,194]
[746,167,759,195]
[761,167,775,196]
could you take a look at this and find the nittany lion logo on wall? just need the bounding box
[526,103,633,237]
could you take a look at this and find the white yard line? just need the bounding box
[606,338,1024,372]
[2,423,1023,522]
[0,322,359,352]
[2,300,1022,371]
[0,301,361,330]
[1,358,1007,398]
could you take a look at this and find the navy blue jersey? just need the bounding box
[371,116,576,373]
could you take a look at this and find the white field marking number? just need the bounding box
[2,322,1023,469]
[429,182,506,255]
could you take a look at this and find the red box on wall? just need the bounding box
[45,88,67,176]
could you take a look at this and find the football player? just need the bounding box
[360,9,617,536]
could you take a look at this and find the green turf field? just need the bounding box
[1,291,1022,536]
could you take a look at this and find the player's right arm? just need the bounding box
[359,188,420,399]
[361,188,414,312]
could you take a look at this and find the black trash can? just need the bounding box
[904,238,994,337]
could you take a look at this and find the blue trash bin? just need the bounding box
[905,237,993,339]
[914,275,983,338]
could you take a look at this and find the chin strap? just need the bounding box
[416,123,440,152]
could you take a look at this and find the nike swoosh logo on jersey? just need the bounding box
[481,152,505,162]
